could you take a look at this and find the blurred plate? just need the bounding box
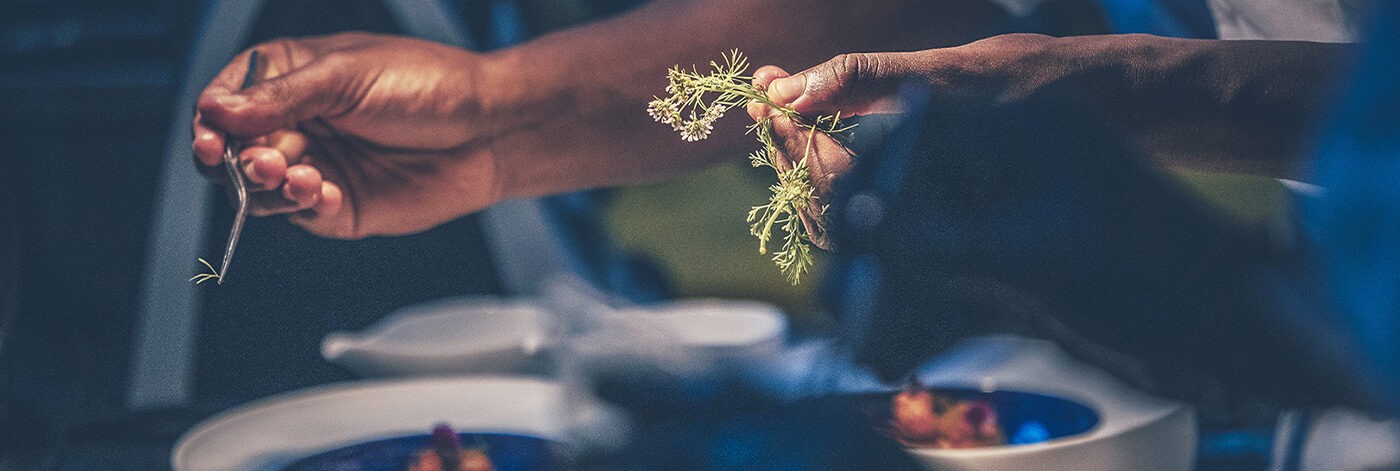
[614,298,788,357]
[321,297,553,377]
[172,377,564,471]
[322,297,788,379]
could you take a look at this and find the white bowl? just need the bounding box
[321,297,553,377]
[171,377,565,471]
[907,336,1197,471]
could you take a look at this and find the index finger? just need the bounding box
[752,65,790,91]
[748,65,791,122]
[197,35,345,104]
[200,47,265,110]
[193,48,266,167]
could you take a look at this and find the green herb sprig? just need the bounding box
[189,257,222,284]
[649,50,854,284]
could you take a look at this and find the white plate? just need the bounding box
[171,377,564,471]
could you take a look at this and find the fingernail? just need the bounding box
[216,94,247,107]
[284,183,305,202]
[770,75,807,105]
[243,159,261,182]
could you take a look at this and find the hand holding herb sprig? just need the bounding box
[649,51,854,284]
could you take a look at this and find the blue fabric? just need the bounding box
[1097,0,1217,38]
[1301,0,1400,405]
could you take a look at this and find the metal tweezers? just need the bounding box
[217,50,261,284]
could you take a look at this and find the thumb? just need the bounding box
[766,52,922,117]
[197,58,354,137]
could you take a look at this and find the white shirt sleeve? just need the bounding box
[1207,0,1371,42]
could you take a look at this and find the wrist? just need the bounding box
[1069,34,1206,98]
[471,41,649,202]
[469,48,573,201]
[1036,35,1137,96]
[472,47,571,139]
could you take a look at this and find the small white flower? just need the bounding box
[680,112,715,141]
[647,97,682,127]
[703,104,725,122]
[647,99,666,122]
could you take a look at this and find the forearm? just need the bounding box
[476,0,1009,201]
[1038,35,1355,179]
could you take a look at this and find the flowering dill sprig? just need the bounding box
[647,50,767,141]
[650,50,855,284]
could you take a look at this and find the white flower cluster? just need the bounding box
[683,106,726,141]
[649,96,729,142]
[647,95,683,129]
[648,66,733,142]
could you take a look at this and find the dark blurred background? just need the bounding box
[0,0,1214,468]
[0,0,1327,469]
[3,2,204,468]
[0,1,657,468]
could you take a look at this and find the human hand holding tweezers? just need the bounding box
[215,50,262,284]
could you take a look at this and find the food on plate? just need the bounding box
[281,426,554,471]
[408,424,494,471]
[889,380,1006,449]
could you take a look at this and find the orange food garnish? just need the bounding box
[408,448,494,471]
[407,424,495,471]
[459,448,495,471]
[889,380,1005,449]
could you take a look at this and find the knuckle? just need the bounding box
[318,51,354,69]
[992,33,1053,49]
[825,54,854,87]
[249,38,293,58]
[249,39,281,53]
[827,53,882,90]
[1002,33,1047,42]
[252,78,292,107]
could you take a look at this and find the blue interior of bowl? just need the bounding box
[283,432,558,471]
[973,389,1099,444]
[851,387,1100,446]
